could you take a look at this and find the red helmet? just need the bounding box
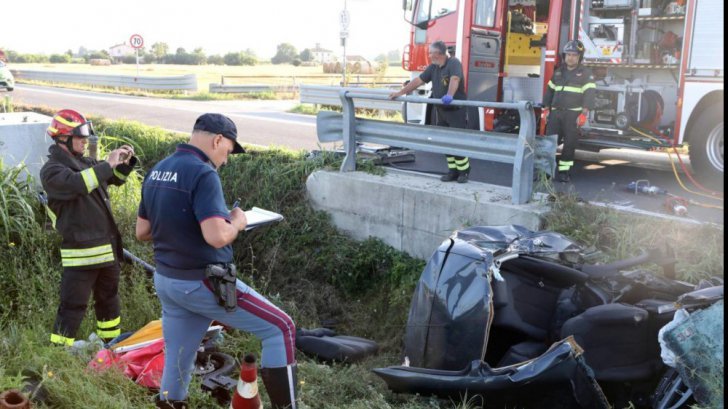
[47,109,95,139]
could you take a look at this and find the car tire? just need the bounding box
[688,102,724,188]
[6,87,13,92]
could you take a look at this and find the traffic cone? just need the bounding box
[230,354,262,409]
[0,389,30,409]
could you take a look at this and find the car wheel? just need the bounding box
[6,87,13,92]
[688,103,724,188]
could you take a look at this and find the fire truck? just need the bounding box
[400,0,723,185]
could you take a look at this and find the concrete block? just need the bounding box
[0,112,52,186]
[306,169,551,260]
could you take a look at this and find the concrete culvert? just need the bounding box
[0,389,30,409]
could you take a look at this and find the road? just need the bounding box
[10,84,321,151]
[9,84,724,225]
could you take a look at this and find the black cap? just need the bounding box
[193,113,245,154]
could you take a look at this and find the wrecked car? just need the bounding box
[373,225,723,408]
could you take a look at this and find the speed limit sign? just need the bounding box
[129,34,144,49]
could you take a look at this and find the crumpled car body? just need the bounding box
[0,61,14,91]
[373,225,720,408]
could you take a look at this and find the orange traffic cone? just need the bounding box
[230,354,262,409]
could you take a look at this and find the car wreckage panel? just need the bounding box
[376,225,720,408]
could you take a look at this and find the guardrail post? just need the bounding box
[512,101,536,205]
[339,90,357,172]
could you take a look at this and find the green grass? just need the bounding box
[0,110,723,408]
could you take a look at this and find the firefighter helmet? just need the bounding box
[562,40,585,63]
[47,109,95,139]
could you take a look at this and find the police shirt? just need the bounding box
[419,57,466,100]
[138,144,232,280]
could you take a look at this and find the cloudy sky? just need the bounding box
[0,0,411,59]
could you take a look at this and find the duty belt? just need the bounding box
[205,263,238,312]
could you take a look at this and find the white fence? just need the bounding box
[11,70,197,91]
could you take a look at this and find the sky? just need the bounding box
[0,0,411,60]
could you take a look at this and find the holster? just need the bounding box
[205,263,238,312]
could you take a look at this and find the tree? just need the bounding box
[151,42,168,62]
[387,49,401,65]
[271,43,298,65]
[192,47,207,65]
[299,48,314,62]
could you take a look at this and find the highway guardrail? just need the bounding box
[316,91,556,205]
[11,70,197,91]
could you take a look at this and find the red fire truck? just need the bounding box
[400,0,723,185]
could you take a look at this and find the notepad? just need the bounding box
[244,207,284,231]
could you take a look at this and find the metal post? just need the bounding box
[135,49,139,77]
[339,90,357,171]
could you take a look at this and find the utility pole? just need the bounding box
[340,0,350,85]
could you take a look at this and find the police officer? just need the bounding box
[542,40,596,182]
[135,114,297,409]
[40,109,136,347]
[390,40,471,183]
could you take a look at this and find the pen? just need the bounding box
[232,199,240,209]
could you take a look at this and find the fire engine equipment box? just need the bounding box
[0,112,52,186]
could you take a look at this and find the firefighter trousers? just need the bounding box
[435,106,470,172]
[51,264,121,345]
[546,109,581,172]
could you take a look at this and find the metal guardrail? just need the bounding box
[316,91,557,205]
[11,70,197,91]
[300,85,403,111]
[208,84,284,93]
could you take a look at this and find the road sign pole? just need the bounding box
[135,49,139,77]
[340,0,349,86]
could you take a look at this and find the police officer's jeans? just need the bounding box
[153,273,296,401]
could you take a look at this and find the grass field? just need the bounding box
[9,63,410,93]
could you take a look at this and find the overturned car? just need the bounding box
[373,225,723,408]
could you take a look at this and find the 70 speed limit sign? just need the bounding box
[129,34,144,49]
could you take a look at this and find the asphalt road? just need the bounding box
[8,84,724,225]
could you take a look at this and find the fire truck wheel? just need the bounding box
[688,103,724,188]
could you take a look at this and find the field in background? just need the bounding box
[9,63,410,92]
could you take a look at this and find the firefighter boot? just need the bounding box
[440,169,459,182]
[457,169,470,183]
[557,170,571,183]
[155,397,188,409]
[261,364,298,409]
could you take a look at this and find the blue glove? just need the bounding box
[441,95,453,105]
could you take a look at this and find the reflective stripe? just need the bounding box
[48,126,58,134]
[80,168,99,193]
[559,161,574,171]
[553,82,596,94]
[44,205,57,229]
[455,159,470,171]
[97,328,121,339]
[97,316,121,329]
[61,244,115,267]
[113,168,127,181]
[54,115,81,128]
[548,81,556,89]
[51,333,74,346]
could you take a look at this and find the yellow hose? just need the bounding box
[629,126,723,210]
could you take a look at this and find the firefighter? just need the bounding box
[135,114,297,409]
[542,39,596,183]
[389,40,471,183]
[40,109,136,347]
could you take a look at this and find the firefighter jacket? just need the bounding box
[543,64,596,111]
[40,144,135,269]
